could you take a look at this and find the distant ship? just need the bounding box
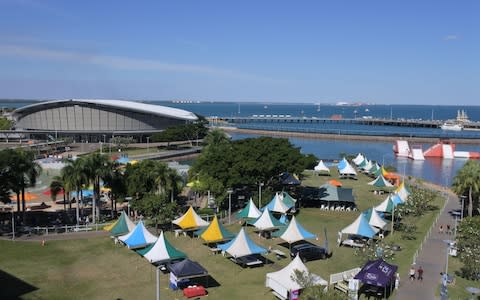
[440,122,463,131]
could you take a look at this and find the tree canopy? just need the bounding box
[456,216,480,280]
[150,117,208,145]
[189,130,317,205]
[452,160,480,217]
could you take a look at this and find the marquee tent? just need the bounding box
[367,163,380,175]
[353,153,365,165]
[263,193,291,214]
[252,209,285,231]
[196,216,235,243]
[363,208,388,230]
[340,214,378,239]
[236,198,261,220]
[390,193,404,206]
[368,175,394,188]
[361,160,373,172]
[279,216,316,244]
[138,231,187,263]
[281,192,297,209]
[328,179,343,187]
[172,206,209,230]
[357,158,368,169]
[218,228,267,258]
[338,161,357,178]
[119,220,157,249]
[115,156,130,164]
[280,172,301,185]
[337,158,349,170]
[266,255,327,300]
[354,259,398,287]
[375,196,395,214]
[167,259,208,280]
[317,183,355,204]
[396,181,410,201]
[109,211,136,236]
[314,160,330,173]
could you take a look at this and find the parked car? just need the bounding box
[290,243,327,262]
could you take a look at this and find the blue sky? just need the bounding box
[0,1,478,104]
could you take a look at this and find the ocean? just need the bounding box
[2,100,479,186]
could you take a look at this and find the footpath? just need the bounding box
[396,189,459,300]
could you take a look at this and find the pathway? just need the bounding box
[395,189,459,300]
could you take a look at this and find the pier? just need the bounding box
[208,116,480,130]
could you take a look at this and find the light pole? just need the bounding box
[146,136,150,153]
[258,182,264,208]
[227,189,233,225]
[156,265,161,300]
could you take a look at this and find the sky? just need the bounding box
[0,0,478,104]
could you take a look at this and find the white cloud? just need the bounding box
[444,35,459,41]
[0,44,274,82]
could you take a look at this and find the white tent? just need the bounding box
[118,220,158,249]
[361,160,373,172]
[266,255,327,299]
[366,208,388,230]
[218,228,267,258]
[314,160,330,173]
[375,196,395,213]
[339,162,357,177]
[341,214,379,239]
[353,153,365,165]
[279,216,316,244]
[368,175,394,187]
[253,209,283,231]
[142,231,187,263]
[263,193,290,214]
[236,198,262,220]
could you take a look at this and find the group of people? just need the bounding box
[409,266,424,281]
[438,224,453,235]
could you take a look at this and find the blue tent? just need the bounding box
[341,214,378,239]
[391,193,404,206]
[337,158,348,170]
[118,221,157,249]
[280,172,301,185]
[218,228,267,258]
[71,189,94,198]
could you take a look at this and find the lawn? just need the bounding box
[0,169,444,299]
[441,252,480,299]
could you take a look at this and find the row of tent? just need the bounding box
[339,181,411,240]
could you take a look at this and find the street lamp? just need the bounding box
[258,182,264,208]
[441,239,454,300]
[227,189,233,225]
[10,205,15,240]
[156,265,161,300]
[146,136,150,153]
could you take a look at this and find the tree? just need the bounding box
[291,269,344,300]
[151,118,208,146]
[456,216,480,280]
[49,177,65,211]
[452,160,480,217]
[189,135,317,207]
[83,153,113,223]
[0,117,13,130]
[104,167,127,217]
[62,158,88,224]
[0,149,16,204]
[131,193,177,233]
[111,136,135,151]
[11,149,41,213]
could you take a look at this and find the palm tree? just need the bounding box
[63,158,88,224]
[452,160,480,217]
[13,150,41,214]
[49,177,65,210]
[83,153,113,223]
[165,168,183,203]
[204,129,229,147]
[104,166,126,218]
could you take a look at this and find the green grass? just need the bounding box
[440,253,480,300]
[0,170,444,299]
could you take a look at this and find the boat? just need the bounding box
[440,122,463,131]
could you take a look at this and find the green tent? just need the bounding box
[137,231,187,263]
[368,175,394,188]
[109,211,136,236]
[282,192,297,208]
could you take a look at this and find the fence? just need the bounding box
[412,190,450,265]
[14,211,228,237]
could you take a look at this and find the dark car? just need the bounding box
[290,243,327,262]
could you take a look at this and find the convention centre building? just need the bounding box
[12,99,198,142]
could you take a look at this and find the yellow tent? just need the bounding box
[381,166,389,177]
[103,219,118,231]
[172,206,209,229]
[395,181,404,193]
[198,216,234,243]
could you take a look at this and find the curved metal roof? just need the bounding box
[13,99,198,121]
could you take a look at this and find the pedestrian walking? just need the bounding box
[446,224,451,235]
[439,224,444,234]
[417,266,424,281]
[409,266,416,281]
[395,273,400,289]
